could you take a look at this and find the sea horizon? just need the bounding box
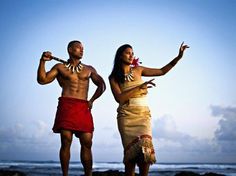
[2,159,236,164]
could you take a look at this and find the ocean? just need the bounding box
[0,161,236,176]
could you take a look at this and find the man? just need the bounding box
[37,40,106,176]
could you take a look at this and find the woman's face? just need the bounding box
[121,47,134,65]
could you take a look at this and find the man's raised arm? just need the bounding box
[37,51,58,85]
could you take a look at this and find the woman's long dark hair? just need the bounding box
[109,44,132,83]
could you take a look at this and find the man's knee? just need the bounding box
[81,139,92,149]
[79,133,93,149]
[61,135,72,149]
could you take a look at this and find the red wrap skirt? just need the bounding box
[52,97,94,134]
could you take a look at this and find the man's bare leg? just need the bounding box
[60,130,73,176]
[79,132,93,176]
[125,162,136,176]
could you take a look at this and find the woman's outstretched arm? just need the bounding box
[141,42,189,76]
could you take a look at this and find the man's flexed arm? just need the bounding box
[37,51,58,85]
[88,67,106,110]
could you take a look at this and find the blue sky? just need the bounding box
[0,0,235,163]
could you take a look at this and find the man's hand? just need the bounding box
[88,100,93,110]
[178,42,190,57]
[41,51,52,61]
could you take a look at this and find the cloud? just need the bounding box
[1,105,235,162]
[93,141,123,162]
[0,119,122,162]
[0,120,58,160]
[92,126,123,162]
[153,115,189,141]
[151,105,236,162]
[211,105,236,153]
[152,115,216,153]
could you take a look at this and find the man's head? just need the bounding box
[67,40,84,59]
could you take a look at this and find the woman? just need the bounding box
[109,42,189,176]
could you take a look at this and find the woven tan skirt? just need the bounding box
[117,97,156,164]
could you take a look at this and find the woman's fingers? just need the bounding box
[147,86,153,88]
[140,78,156,89]
[147,79,156,87]
[144,78,156,88]
[147,82,156,88]
[147,78,155,83]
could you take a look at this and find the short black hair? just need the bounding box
[67,40,81,53]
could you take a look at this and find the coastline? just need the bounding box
[0,169,226,176]
[0,170,26,176]
[1,161,235,176]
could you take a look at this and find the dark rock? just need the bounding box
[0,170,26,176]
[175,171,226,176]
[203,173,225,176]
[175,171,201,176]
[92,170,124,176]
[84,170,138,176]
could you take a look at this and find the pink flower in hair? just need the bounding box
[131,57,141,67]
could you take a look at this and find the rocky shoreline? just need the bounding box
[91,170,225,176]
[0,170,26,176]
[0,169,226,176]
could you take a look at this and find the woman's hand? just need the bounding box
[140,79,156,89]
[178,42,190,58]
[138,79,156,95]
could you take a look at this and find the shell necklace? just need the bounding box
[64,61,84,73]
[124,67,134,82]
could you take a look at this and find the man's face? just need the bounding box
[121,47,134,65]
[69,42,84,59]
